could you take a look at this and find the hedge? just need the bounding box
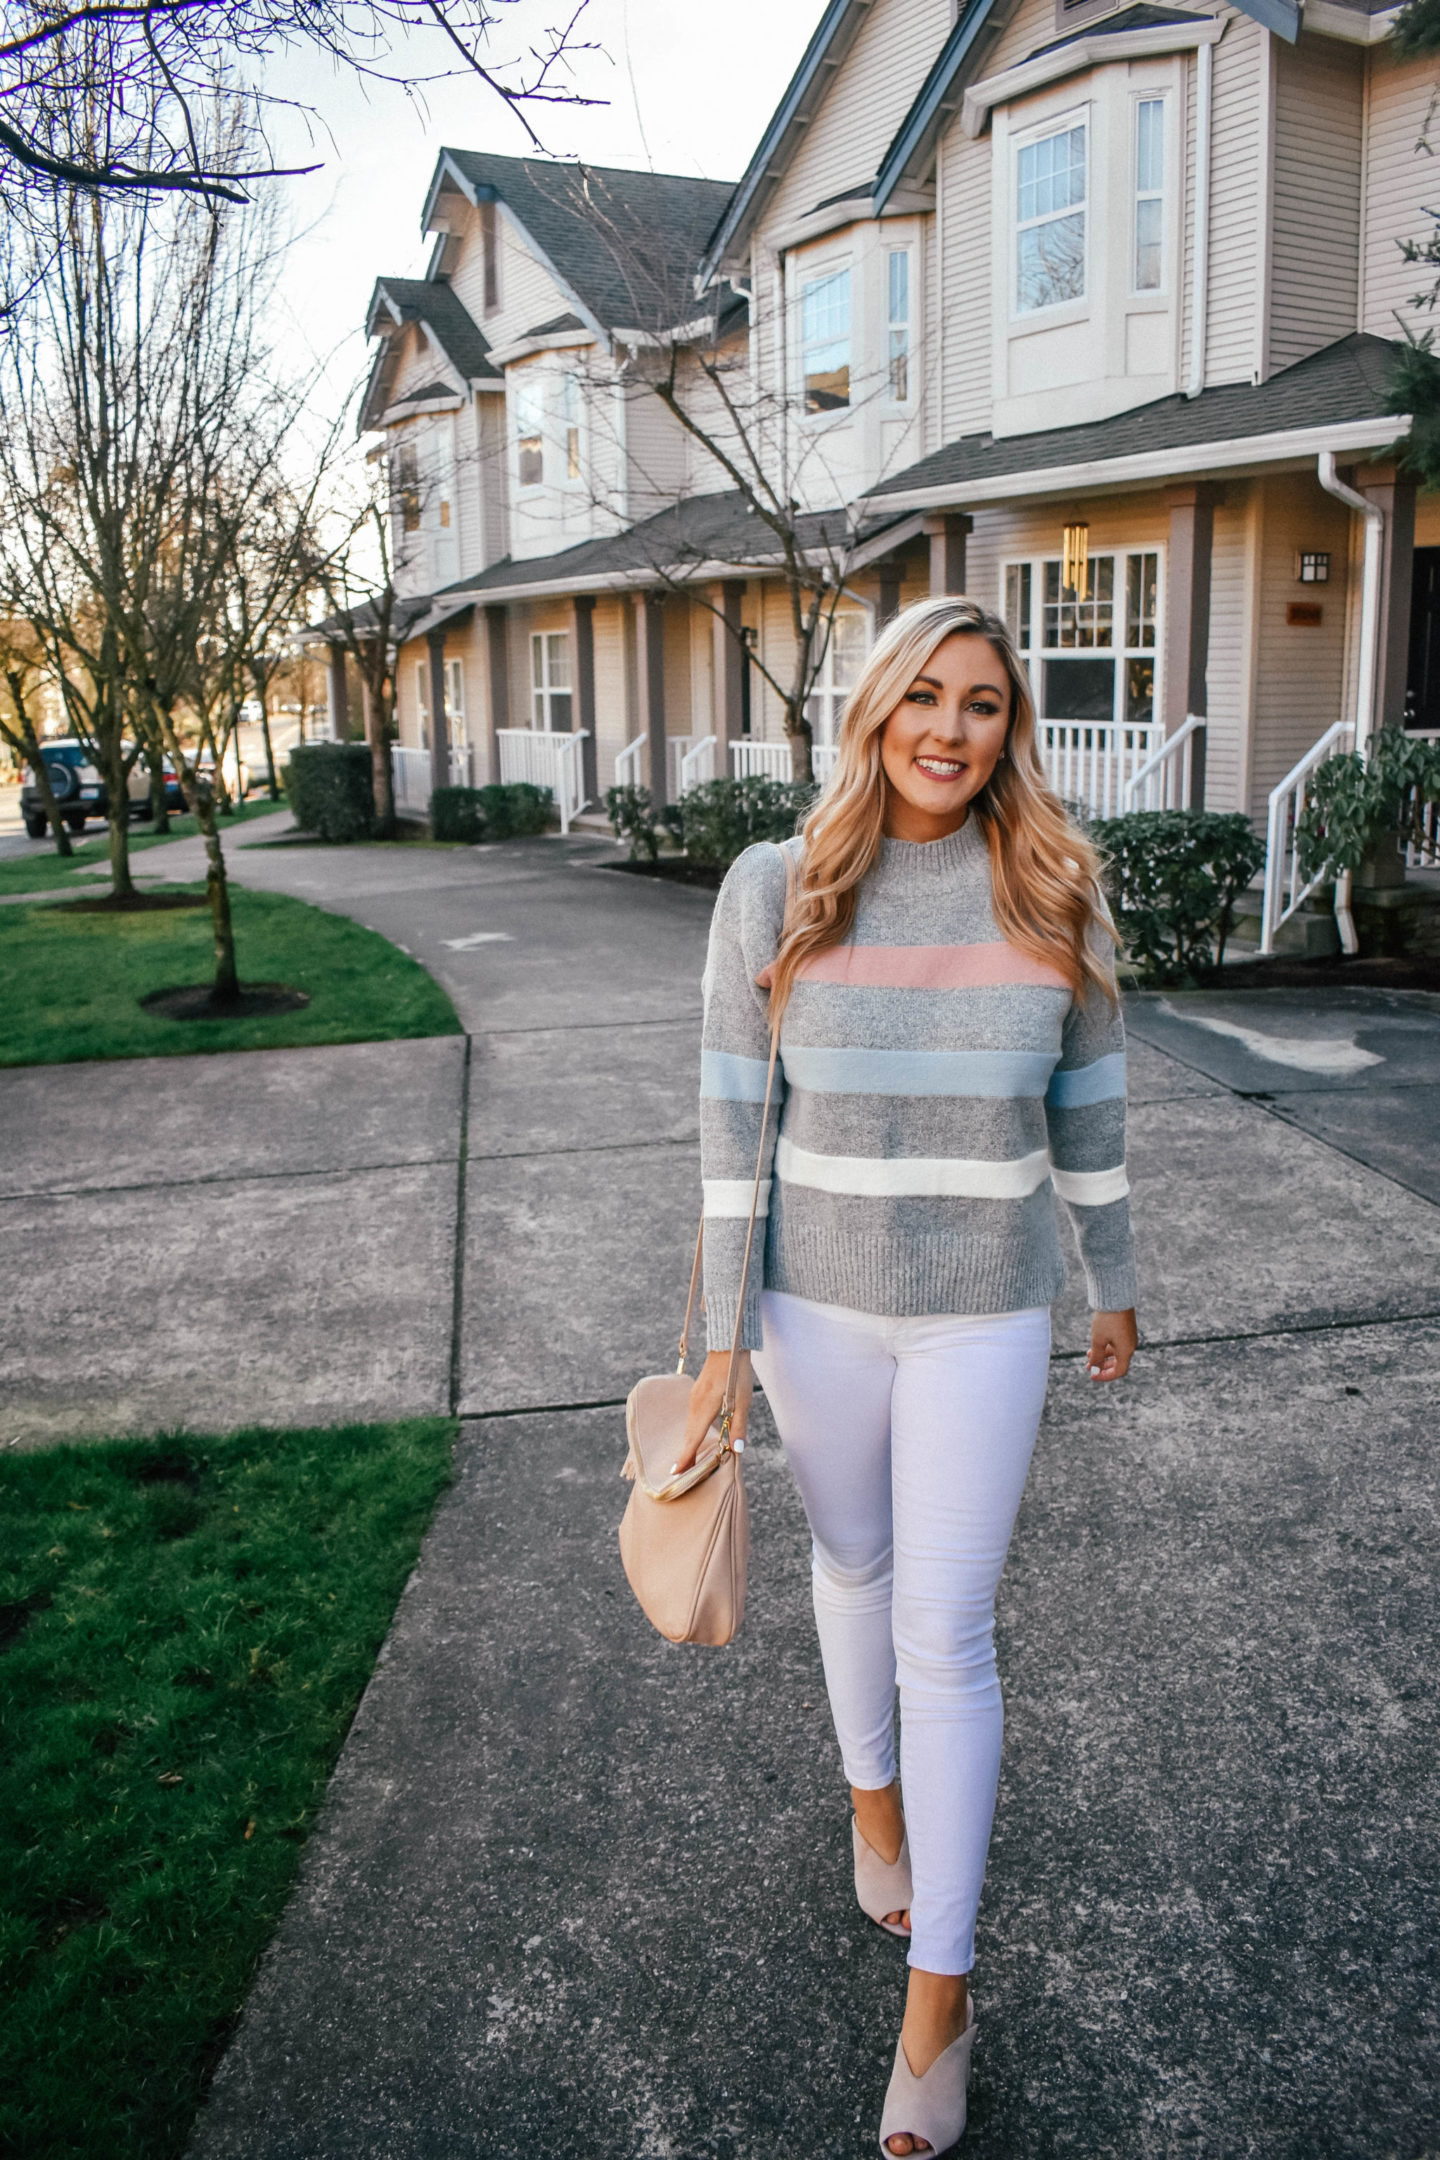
[1093,808,1265,984]
[282,743,374,843]
[606,774,816,869]
[430,782,552,843]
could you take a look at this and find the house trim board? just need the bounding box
[960,15,1227,139]
[1305,2,1401,45]
[866,413,1409,512]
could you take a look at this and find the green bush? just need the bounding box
[430,787,486,844]
[665,775,817,870]
[282,743,374,843]
[1295,725,1440,883]
[1092,809,1265,984]
[605,783,661,861]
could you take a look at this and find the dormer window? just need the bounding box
[802,267,851,412]
[1133,98,1165,293]
[1016,117,1087,314]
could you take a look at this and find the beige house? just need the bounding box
[332,0,1438,942]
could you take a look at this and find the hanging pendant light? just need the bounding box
[1061,521,1090,602]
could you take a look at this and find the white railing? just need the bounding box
[614,734,647,790]
[1122,713,1206,812]
[731,739,794,781]
[1040,719,1163,820]
[392,746,432,818]
[1404,727,1440,869]
[668,734,696,801]
[812,743,839,785]
[1260,720,1354,954]
[679,735,718,793]
[496,727,590,835]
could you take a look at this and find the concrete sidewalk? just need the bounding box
[4,827,1437,2152]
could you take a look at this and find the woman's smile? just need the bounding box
[912,753,968,783]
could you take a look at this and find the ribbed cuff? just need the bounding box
[1084,1261,1138,1314]
[703,1291,764,1354]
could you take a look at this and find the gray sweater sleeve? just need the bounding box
[1043,936,1139,1314]
[698,843,788,1353]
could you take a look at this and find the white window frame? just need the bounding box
[561,369,583,485]
[1001,547,1164,739]
[414,659,430,751]
[1131,93,1167,297]
[804,608,869,747]
[513,373,545,492]
[1013,107,1089,319]
[885,246,914,406]
[797,258,852,418]
[446,657,467,749]
[530,630,573,732]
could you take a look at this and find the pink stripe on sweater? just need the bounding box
[774,942,1071,991]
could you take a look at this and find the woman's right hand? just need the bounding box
[674,1349,753,1475]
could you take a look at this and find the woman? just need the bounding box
[678,595,1138,2155]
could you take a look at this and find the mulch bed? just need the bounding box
[58,891,208,914]
[140,983,311,1021]
[600,857,727,890]
[1192,954,1440,993]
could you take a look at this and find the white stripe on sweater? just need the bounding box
[775,1135,1053,1200]
[703,1177,772,1218]
[1051,1162,1130,1206]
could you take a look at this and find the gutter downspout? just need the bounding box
[1316,450,1385,956]
[1186,37,1214,400]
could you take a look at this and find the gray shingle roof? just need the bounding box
[436,151,736,333]
[869,335,1406,501]
[428,489,906,599]
[366,277,500,384]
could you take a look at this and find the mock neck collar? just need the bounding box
[870,815,987,890]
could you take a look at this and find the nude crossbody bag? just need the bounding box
[617,843,795,1646]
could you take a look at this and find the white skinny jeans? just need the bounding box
[752,1289,1051,1976]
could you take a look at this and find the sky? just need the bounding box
[264,0,822,403]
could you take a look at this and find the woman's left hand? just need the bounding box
[1088,1309,1137,1382]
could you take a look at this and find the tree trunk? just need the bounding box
[196,779,241,1002]
[785,704,815,785]
[258,686,279,800]
[102,736,136,898]
[363,670,396,839]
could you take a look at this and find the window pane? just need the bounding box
[1044,656,1115,722]
[1125,658,1155,730]
[888,328,909,401]
[833,612,867,686]
[518,440,543,486]
[549,692,573,732]
[531,635,544,690]
[1045,555,1113,649]
[1135,197,1162,292]
[1136,99,1164,193]
[1018,126,1085,224]
[888,250,909,325]
[1005,563,1032,649]
[1126,553,1158,648]
[802,268,851,411]
[1018,213,1085,311]
[546,632,571,688]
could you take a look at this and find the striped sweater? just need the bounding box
[699,821,1137,1351]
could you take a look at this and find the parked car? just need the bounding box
[20,742,149,838]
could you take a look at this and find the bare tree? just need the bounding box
[0,633,74,855]
[0,3,601,212]
[309,464,420,838]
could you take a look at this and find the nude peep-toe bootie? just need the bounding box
[877,1998,977,2158]
[852,1817,913,1938]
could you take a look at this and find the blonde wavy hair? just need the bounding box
[770,594,1115,1014]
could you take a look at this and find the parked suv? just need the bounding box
[20,742,150,838]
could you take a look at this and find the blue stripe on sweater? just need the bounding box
[701,1049,772,1101]
[780,1046,1057,1097]
[1044,1052,1127,1107]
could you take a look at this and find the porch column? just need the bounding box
[878,560,902,627]
[573,594,599,803]
[1357,462,1417,729]
[426,628,451,794]
[924,513,972,596]
[718,580,746,746]
[485,604,509,785]
[638,591,668,810]
[1164,482,1217,806]
[325,640,349,741]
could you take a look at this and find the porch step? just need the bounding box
[569,809,616,838]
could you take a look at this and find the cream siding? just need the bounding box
[1204,12,1265,387]
[445,198,583,351]
[1360,45,1438,341]
[938,119,992,437]
[1269,32,1363,372]
[1202,487,1255,817]
[1245,474,1355,820]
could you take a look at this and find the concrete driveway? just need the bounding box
[3,818,1437,2154]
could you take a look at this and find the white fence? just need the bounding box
[1260,721,1356,954]
[1404,727,1440,869]
[392,746,433,819]
[1122,713,1206,812]
[496,728,590,834]
[1039,720,1164,820]
[726,739,839,786]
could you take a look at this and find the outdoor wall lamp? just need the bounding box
[1295,551,1331,583]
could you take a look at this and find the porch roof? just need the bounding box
[867,335,1410,513]
[416,490,917,608]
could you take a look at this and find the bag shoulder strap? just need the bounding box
[676,843,797,1431]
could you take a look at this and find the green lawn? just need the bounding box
[0,798,287,898]
[0,1418,457,2160]
[0,885,460,1065]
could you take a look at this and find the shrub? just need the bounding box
[283,743,374,843]
[605,783,661,861]
[666,775,817,870]
[477,781,552,838]
[1092,809,1265,984]
[1295,725,1440,883]
[430,786,486,844]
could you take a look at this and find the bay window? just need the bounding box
[1015,119,1087,313]
[887,249,911,403]
[515,376,544,487]
[1134,98,1165,292]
